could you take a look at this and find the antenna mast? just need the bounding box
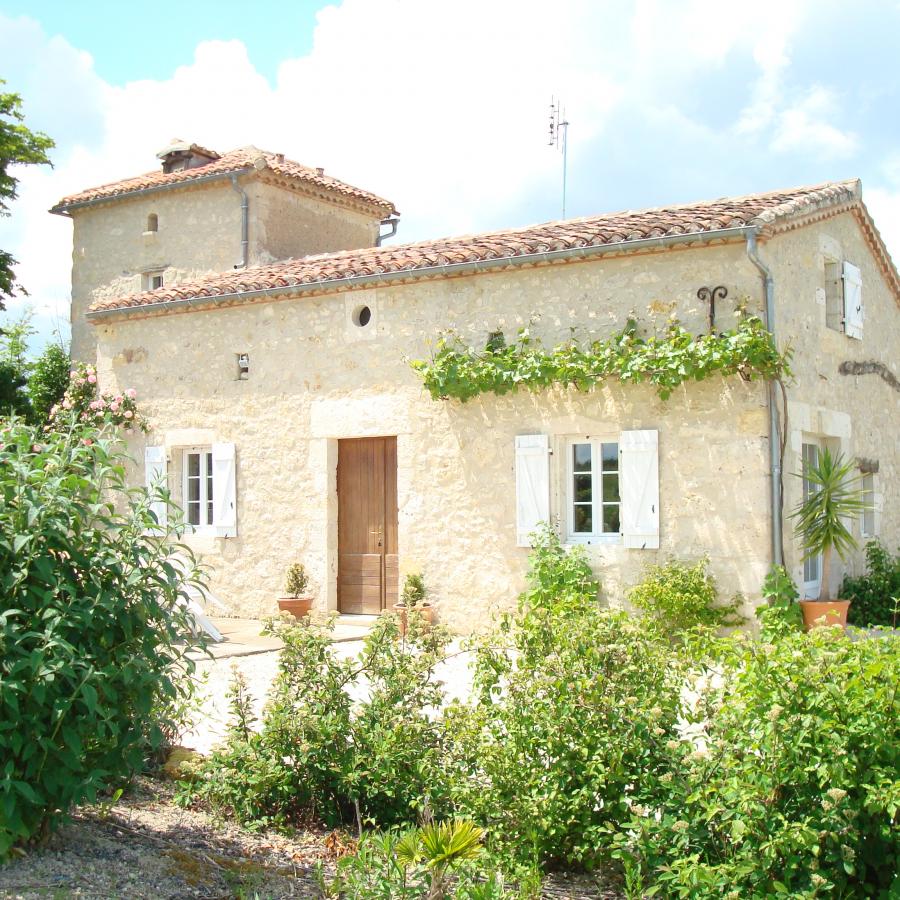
[548,97,570,219]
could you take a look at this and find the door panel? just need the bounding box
[338,437,398,614]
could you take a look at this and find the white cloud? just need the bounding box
[0,0,895,351]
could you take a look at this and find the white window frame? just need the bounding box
[182,446,215,531]
[565,437,621,545]
[142,270,164,291]
[860,473,876,539]
[800,441,823,599]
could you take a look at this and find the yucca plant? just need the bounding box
[415,819,485,900]
[791,448,869,601]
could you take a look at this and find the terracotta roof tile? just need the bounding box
[89,179,885,316]
[52,146,396,215]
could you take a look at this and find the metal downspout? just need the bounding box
[230,175,249,268]
[745,229,784,567]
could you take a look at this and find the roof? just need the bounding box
[51,145,397,216]
[87,178,900,317]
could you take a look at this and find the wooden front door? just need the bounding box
[337,437,398,614]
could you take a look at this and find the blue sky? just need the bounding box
[1,0,899,351]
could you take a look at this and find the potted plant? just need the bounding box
[394,571,433,637]
[277,563,313,619]
[791,448,868,630]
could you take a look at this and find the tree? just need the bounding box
[791,447,869,601]
[0,311,34,417]
[1,81,54,316]
[28,340,70,423]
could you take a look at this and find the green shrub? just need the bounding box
[841,540,900,627]
[755,564,803,639]
[448,530,686,869]
[27,342,69,424]
[628,558,742,636]
[183,611,453,830]
[0,420,205,857]
[616,628,900,897]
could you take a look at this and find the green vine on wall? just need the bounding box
[411,313,792,402]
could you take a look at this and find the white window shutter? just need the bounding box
[144,445,167,528]
[211,442,237,537]
[515,434,550,547]
[620,429,659,549]
[842,261,863,339]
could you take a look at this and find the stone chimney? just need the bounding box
[156,139,220,174]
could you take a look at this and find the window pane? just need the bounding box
[574,473,593,502]
[573,505,593,533]
[573,443,592,472]
[187,502,200,526]
[601,442,618,471]
[602,504,620,534]
[188,453,200,478]
[206,454,214,526]
[602,473,620,503]
[188,476,200,504]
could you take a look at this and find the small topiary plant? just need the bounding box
[284,562,309,598]
[628,558,743,636]
[400,571,428,607]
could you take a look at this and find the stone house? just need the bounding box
[52,143,899,631]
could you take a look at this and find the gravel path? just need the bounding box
[0,777,331,899]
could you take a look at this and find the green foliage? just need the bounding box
[616,628,900,897]
[411,313,791,402]
[628,558,743,636]
[401,571,428,606]
[756,564,803,639]
[448,531,685,868]
[0,82,54,306]
[0,313,34,417]
[791,447,868,601]
[182,612,454,830]
[284,562,309,597]
[0,419,205,858]
[27,341,70,424]
[842,541,900,628]
[48,362,148,433]
[320,821,520,900]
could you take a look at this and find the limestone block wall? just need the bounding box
[68,183,246,362]
[94,240,777,632]
[249,180,380,263]
[768,211,900,596]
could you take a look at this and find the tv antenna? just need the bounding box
[548,97,570,219]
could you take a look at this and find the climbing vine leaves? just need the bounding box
[411,313,791,402]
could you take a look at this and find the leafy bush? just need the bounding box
[27,342,69,424]
[401,570,427,606]
[755,564,803,639]
[448,530,686,869]
[284,562,309,597]
[0,420,205,857]
[842,540,900,627]
[628,558,742,636]
[48,362,148,433]
[183,612,454,830]
[615,628,900,897]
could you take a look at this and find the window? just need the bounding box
[861,473,876,538]
[801,442,822,594]
[567,440,620,541]
[183,448,214,527]
[142,271,164,291]
[823,258,863,339]
[145,213,158,233]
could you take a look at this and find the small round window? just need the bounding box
[352,305,372,327]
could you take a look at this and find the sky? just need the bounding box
[1,0,899,352]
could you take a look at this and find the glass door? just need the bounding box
[800,442,822,599]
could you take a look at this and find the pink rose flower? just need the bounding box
[69,370,77,378]
[87,374,97,384]
[126,388,137,399]
[109,402,120,412]
[32,444,42,453]
[124,409,134,419]
[82,438,93,446]
[62,399,72,409]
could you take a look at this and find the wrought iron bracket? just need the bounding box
[697,285,728,333]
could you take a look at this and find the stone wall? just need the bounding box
[769,210,900,596]
[94,240,777,631]
[69,177,383,362]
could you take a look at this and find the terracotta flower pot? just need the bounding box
[277,597,313,619]
[393,603,433,637]
[800,599,850,631]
